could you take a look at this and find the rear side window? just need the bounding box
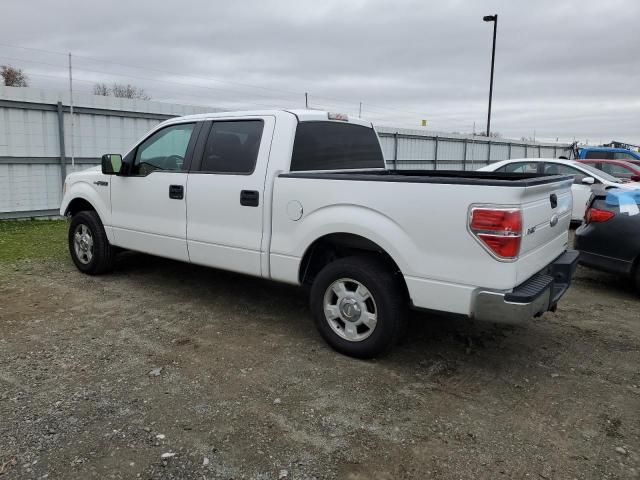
[503,162,539,173]
[585,150,613,160]
[199,120,264,174]
[600,162,633,178]
[613,152,638,161]
[543,163,587,183]
[290,121,384,171]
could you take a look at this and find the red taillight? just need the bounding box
[470,209,522,233]
[469,208,522,260]
[585,207,615,224]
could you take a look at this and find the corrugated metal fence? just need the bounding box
[0,86,211,218]
[375,126,572,171]
[1,86,572,219]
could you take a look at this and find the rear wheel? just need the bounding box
[68,211,115,275]
[310,256,407,358]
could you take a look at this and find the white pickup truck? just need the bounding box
[61,109,579,358]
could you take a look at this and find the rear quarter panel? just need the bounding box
[270,176,572,298]
[577,196,640,266]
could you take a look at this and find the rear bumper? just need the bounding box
[472,250,579,323]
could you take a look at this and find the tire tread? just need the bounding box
[68,211,115,275]
[310,255,407,358]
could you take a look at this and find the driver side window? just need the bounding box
[133,123,195,175]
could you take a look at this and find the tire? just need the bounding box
[634,263,640,296]
[310,256,407,359]
[68,210,115,275]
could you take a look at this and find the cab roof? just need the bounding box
[160,109,374,128]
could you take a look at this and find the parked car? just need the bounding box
[578,146,640,164]
[61,110,578,358]
[478,159,639,222]
[578,159,640,182]
[575,186,640,294]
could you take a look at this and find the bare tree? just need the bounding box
[92,82,151,100]
[110,83,150,100]
[1,65,29,87]
[93,83,110,96]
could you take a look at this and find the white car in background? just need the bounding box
[478,159,638,221]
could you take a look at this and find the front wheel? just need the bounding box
[68,211,115,275]
[310,256,407,358]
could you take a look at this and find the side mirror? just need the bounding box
[101,154,122,175]
[581,176,595,185]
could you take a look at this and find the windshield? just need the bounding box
[578,163,622,183]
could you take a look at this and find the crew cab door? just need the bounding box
[110,122,200,261]
[186,116,275,276]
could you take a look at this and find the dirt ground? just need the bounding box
[0,226,639,479]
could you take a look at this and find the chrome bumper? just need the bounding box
[472,250,579,323]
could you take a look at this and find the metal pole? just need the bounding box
[487,140,492,165]
[508,142,512,159]
[305,92,308,109]
[68,52,75,169]
[56,101,66,186]
[485,15,498,137]
[359,102,362,118]
[462,138,468,170]
[434,136,439,170]
[393,132,399,170]
[470,137,475,170]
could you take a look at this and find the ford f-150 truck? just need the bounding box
[61,110,579,358]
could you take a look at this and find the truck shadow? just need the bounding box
[109,251,556,369]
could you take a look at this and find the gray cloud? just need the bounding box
[2,0,638,143]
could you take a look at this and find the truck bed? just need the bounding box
[279,169,574,187]
[271,168,574,315]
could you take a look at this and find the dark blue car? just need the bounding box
[575,187,640,294]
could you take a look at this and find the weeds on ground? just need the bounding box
[0,219,68,263]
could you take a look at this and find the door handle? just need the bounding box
[169,184,184,200]
[240,190,259,207]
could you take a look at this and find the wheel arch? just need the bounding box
[65,197,97,217]
[298,232,410,300]
[61,182,110,224]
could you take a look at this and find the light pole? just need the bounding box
[483,14,498,137]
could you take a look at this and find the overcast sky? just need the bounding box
[2,0,639,144]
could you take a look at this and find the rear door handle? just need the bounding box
[169,184,184,200]
[240,190,259,207]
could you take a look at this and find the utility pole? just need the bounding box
[483,14,498,137]
[68,52,75,169]
[359,102,362,118]
[305,92,308,109]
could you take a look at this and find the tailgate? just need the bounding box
[516,179,573,284]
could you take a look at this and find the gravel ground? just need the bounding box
[0,228,639,479]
